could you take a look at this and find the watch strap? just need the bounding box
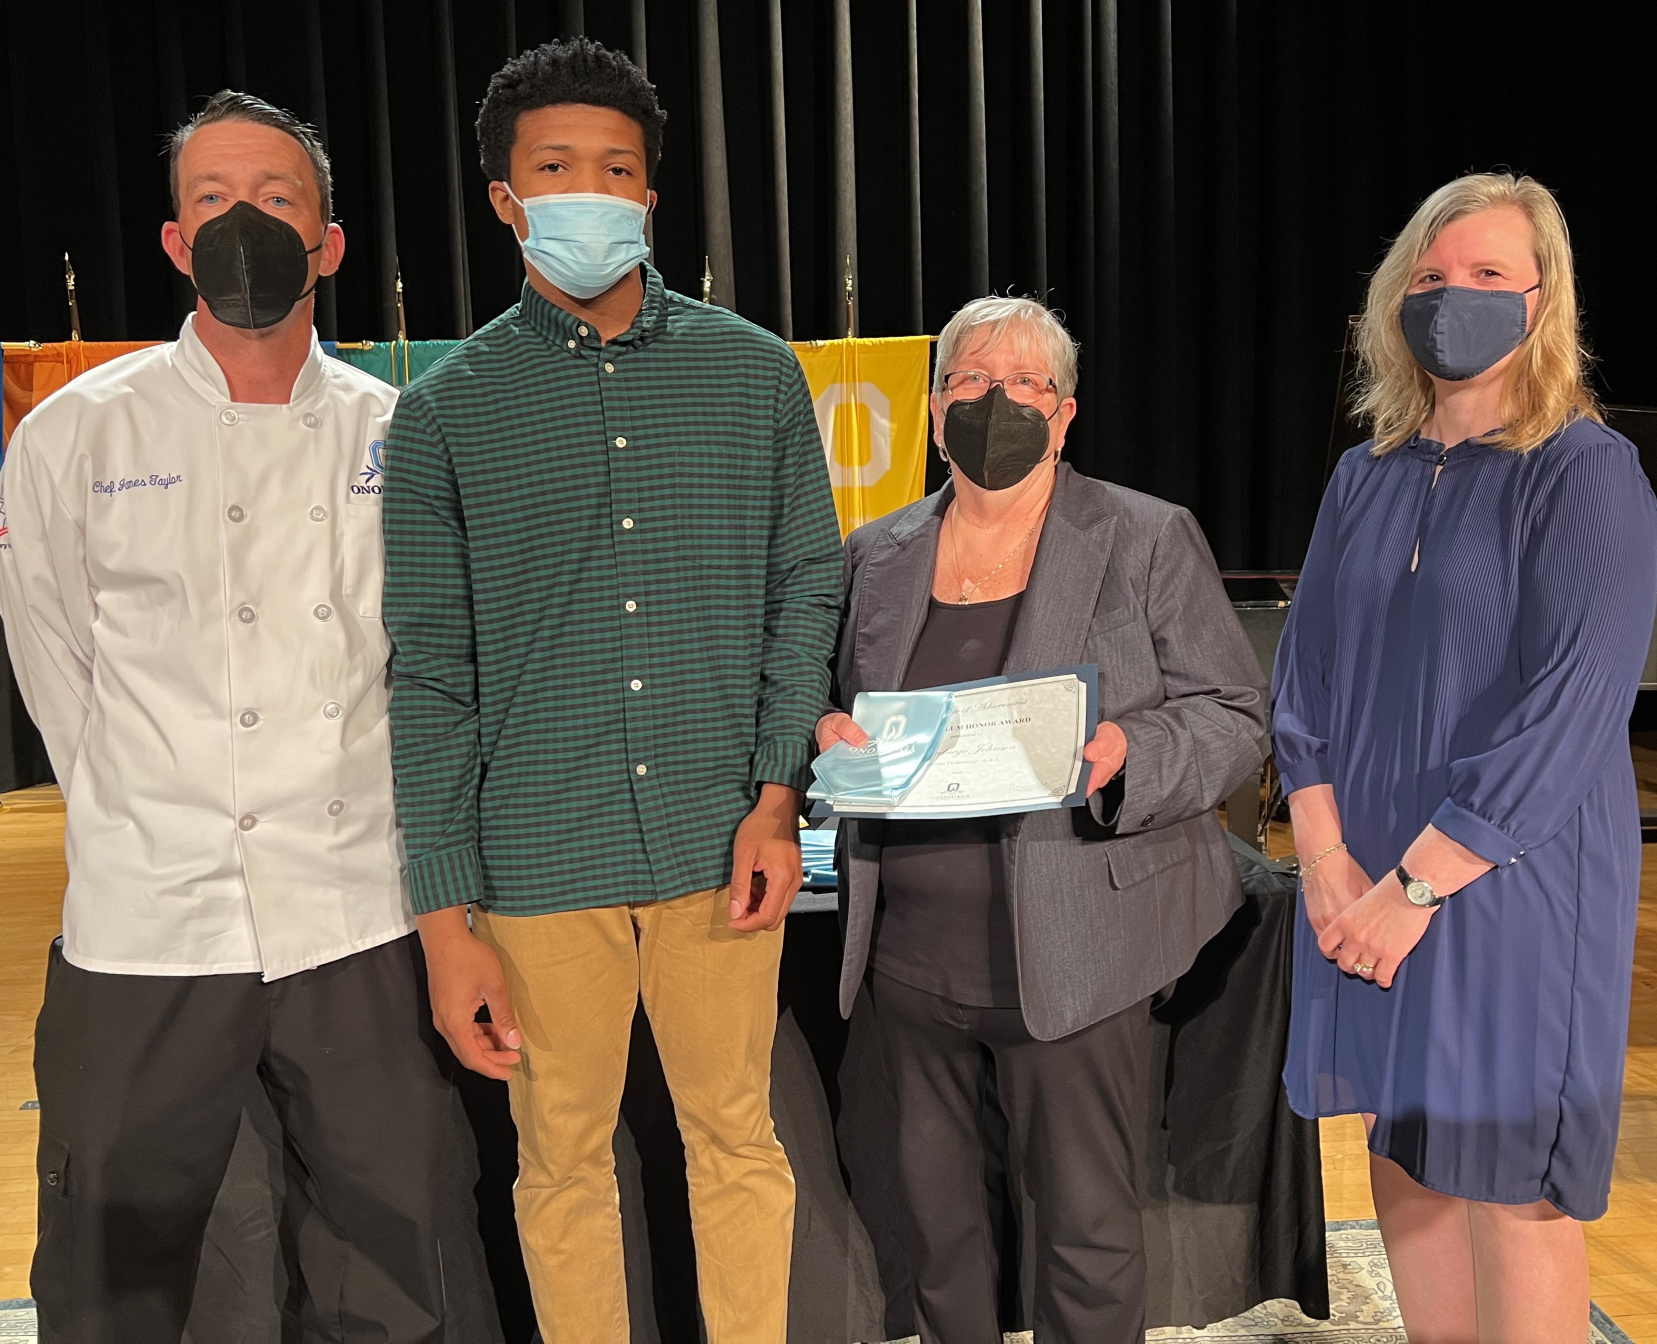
[1396,862,1444,907]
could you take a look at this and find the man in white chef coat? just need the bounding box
[0,91,491,1344]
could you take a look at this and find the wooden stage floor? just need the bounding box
[5,776,1657,1337]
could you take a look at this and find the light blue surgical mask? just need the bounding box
[505,187,650,300]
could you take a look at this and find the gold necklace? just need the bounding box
[948,507,1040,604]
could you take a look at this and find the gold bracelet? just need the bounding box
[1300,841,1346,876]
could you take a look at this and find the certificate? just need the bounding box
[809,666,1099,819]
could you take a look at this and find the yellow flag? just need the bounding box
[790,335,933,538]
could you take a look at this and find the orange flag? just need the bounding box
[2,342,161,451]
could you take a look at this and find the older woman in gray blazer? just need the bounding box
[817,296,1267,1342]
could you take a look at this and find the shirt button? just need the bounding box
[630,679,643,691]
[302,412,320,429]
[1141,814,1155,827]
[226,504,246,523]
[309,505,328,522]
[567,339,577,349]
[323,701,343,720]
[327,799,347,817]
[238,813,258,832]
[237,605,257,624]
[578,325,590,337]
[614,436,628,448]
[314,604,333,622]
[238,710,259,728]
[635,764,648,776]
[624,600,637,613]
[219,408,239,426]
[605,362,615,373]
[621,517,634,530]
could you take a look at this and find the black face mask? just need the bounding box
[185,200,321,330]
[942,385,1053,490]
[1399,283,1538,382]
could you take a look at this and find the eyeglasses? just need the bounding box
[941,369,1060,408]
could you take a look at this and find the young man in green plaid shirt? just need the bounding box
[379,38,842,1344]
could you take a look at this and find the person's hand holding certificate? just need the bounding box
[809,666,1099,819]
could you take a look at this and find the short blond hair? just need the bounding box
[934,296,1080,399]
[1354,172,1599,455]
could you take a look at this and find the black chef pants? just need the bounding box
[32,934,457,1344]
[865,970,1153,1344]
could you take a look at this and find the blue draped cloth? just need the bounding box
[1272,419,1657,1219]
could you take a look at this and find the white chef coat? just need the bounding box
[0,315,414,980]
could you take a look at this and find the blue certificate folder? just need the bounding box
[810,664,1101,819]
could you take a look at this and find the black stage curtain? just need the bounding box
[4,2,1657,570]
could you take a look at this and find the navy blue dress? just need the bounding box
[1272,419,1657,1219]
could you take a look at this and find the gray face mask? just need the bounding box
[1399,283,1539,382]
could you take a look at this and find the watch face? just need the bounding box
[1406,879,1437,906]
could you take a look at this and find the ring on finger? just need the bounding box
[1355,961,1376,976]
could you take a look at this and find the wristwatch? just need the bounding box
[1396,862,1444,908]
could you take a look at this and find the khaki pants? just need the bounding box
[473,887,793,1343]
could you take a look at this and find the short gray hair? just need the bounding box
[933,296,1080,399]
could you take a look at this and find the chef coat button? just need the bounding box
[226,504,246,523]
[635,764,648,776]
[327,799,347,817]
[323,701,343,720]
[566,339,577,349]
[578,325,590,337]
[237,605,257,624]
[624,600,637,612]
[302,412,320,429]
[45,1171,59,1188]
[238,813,258,832]
[621,517,635,530]
[630,679,643,691]
[614,436,627,448]
[219,408,239,426]
[605,362,615,373]
[1141,814,1155,827]
[309,504,329,522]
[239,710,260,728]
[314,604,333,622]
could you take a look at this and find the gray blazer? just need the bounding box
[833,464,1268,1040]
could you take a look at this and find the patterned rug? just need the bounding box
[0,1302,32,1344]
[869,1221,1635,1343]
[0,1224,1637,1341]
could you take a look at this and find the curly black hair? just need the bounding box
[475,38,667,185]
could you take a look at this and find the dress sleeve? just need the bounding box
[1270,458,1347,796]
[1431,440,1657,864]
[381,393,485,914]
[0,418,95,795]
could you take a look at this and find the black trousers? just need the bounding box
[32,934,458,1344]
[865,970,1153,1344]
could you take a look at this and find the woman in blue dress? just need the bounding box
[1273,171,1657,1343]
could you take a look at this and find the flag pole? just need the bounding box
[844,255,855,340]
[766,0,793,340]
[64,254,83,342]
[832,0,857,337]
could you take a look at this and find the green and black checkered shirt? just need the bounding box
[381,267,843,916]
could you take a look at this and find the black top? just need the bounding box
[868,592,1025,1007]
